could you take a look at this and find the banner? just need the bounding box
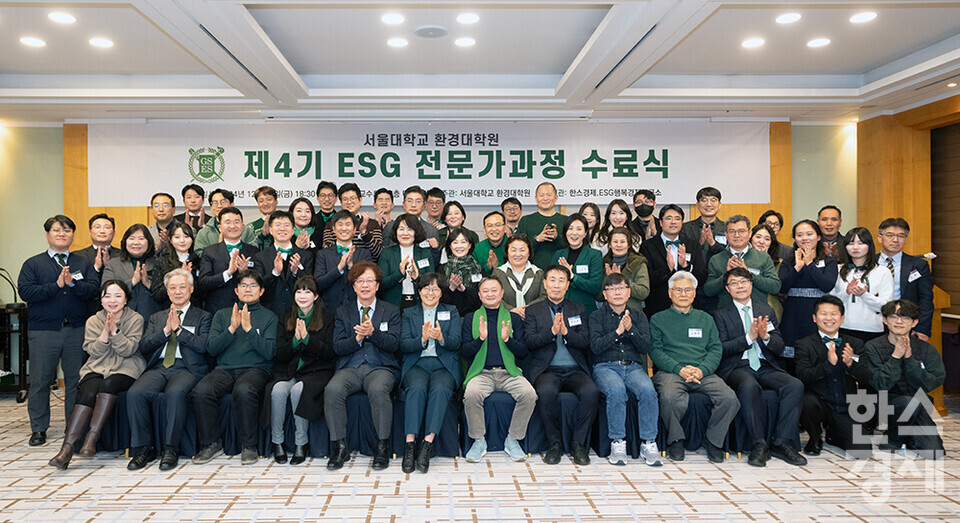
[87,121,770,207]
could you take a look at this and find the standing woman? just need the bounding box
[49,280,145,469]
[264,276,336,465]
[578,202,604,253]
[437,201,480,248]
[831,227,893,342]
[551,214,604,315]
[493,234,545,319]
[379,213,435,309]
[600,227,650,311]
[759,210,793,261]
[104,223,159,318]
[399,273,462,473]
[440,228,483,317]
[151,221,201,308]
[749,223,784,321]
[289,197,323,253]
[597,199,642,253]
[779,220,839,358]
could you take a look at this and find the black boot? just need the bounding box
[327,439,349,470]
[290,444,308,465]
[401,441,416,473]
[372,439,391,470]
[273,443,287,464]
[416,440,432,473]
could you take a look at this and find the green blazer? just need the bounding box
[550,246,603,315]
[704,247,781,309]
[378,244,436,307]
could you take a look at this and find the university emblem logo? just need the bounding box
[188,146,225,183]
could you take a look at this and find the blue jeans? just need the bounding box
[593,362,658,441]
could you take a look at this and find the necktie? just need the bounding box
[885,256,895,278]
[337,244,350,255]
[821,335,841,345]
[665,239,682,248]
[55,253,67,267]
[226,243,241,253]
[848,263,867,271]
[163,310,183,368]
[277,246,293,255]
[736,252,745,260]
[361,306,371,323]
[742,305,760,371]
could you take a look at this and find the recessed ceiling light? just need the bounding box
[807,38,831,48]
[455,37,476,47]
[457,13,480,24]
[387,38,408,48]
[20,37,46,47]
[948,83,958,88]
[849,12,877,24]
[89,37,113,48]
[776,13,801,24]
[48,12,76,24]
[381,13,404,25]
[741,38,764,48]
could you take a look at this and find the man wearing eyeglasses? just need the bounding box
[650,271,739,463]
[703,215,780,314]
[198,207,261,314]
[383,185,441,249]
[321,183,384,262]
[148,192,178,253]
[194,188,256,256]
[474,211,508,275]
[877,218,933,341]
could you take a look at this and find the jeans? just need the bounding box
[592,362,659,441]
[271,378,308,446]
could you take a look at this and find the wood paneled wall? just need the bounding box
[932,123,960,316]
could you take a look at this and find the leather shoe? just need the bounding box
[327,439,350,470]
[542,442,563,465]
[29,431,46,446]
[127,446,157,471]
[770,443,808,466]
[401,441,416,473]
[290,444,308,465]
[704,441,724,463]
[747,441,770,467]
[415,440,431,473]
[667,440,685,461]
[273,443,287,464]
[570,441,590,466]
[372,439,391,470]
[804,438,823,456]
[158,448,179,471]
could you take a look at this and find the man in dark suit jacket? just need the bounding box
[325,262,401,471]
[315,210,373,313]
[18,215,100,446]
[522,264,597,466]
[795,295,873,458]
[877,218,934,339]
[640,204,706,318]
[73,213,121,271]
[198,207,260,314]
[714,268,805,467]
[174,183,212,233]
[127,269,212,471]
[252,211,314,319]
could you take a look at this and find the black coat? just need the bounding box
[521,299,591,382]
[313,245,373,313]
[252,245,315,319]
[795,333,872,400]
[713,300,786,380]
[197,242,260,314]
[139,304,212,381]
[638,234,707,317]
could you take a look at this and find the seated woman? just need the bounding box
[264,276,336,465]
[151,221,201,308]
[493,234,545,319]
[831,227,893,342]
[399,273,462,473]
[551,214,604,315]
[750,223,784,321]
[50,280,145,469]
[289,197,323,253]
[600,227,650,311]
[104,223,160,318]
[440,228,483,317]
[378,213,435,309]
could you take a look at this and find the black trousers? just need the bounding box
[533,366,599,446]
[726,363,803,450]
[191,367,270,448]
[800,392,872,458]
[76,373,136,407]
[886,392,945,456]
[127,360,197,450]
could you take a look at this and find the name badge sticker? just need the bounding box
[437,311,451,322]
[816,260,825,268]
[908,269,922,283]
[715,235,727,245]
[379,322,389,332]
[182,325,196,334]
[685,253,692,262]
[419,240,431,249]
[247,260,255,268]
[470,273,483,283]
[851,354,860,363]
[575,265,589,274]
[688,328,703,338]
[747,267,760,275]
[766,322,775,332]
[568,315,582,327]
[71,271,84,280]
[417,258,430,269]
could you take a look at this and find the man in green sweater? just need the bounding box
[703,215,780,313]
[191,269,278,466]
[194,188,256,256]
[650,271,739,463]
[516,182,566,269]
[473,211,508,275]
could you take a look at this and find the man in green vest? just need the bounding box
[461,277,534,462]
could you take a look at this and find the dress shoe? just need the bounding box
[372,439,391,470]
[192,441,224,465]
[127,446,157,471]
[240,447,258,465]
[327,439,350,470]
[273,443,288,464]
[570,441,590,466]
[704,441,725,463]
[667,440,685,462]
[803,438,823,456]
[401,441,416,473]
[542,442,563,465]
[290,444,308,465]
[770,443,808,466]
[415,440,432,473]
[29,432,46,446]
[747,442,770,467]
[158,448,179,471]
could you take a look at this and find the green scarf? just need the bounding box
[294,306,314,369]
[464,306,521,386]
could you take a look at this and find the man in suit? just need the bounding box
[18,215,100,446]
[680,187,727,266]
[193,189,256,256]
[521,265,596,465]
[703,215,780,314]
[325,262,401,471]
[383,185,441,249]
[320,183,383,261]
[173,184,212,233]
[252,210,314,319]
[877,218,934,340]
[198,207,260,314]
[74,213,120,272]
[640,204,706,318]
[818,205,844,258]
[714,267,805,467]
[795,295,873,458]
[127,269,211,471]
[314,210,373,313]
[148,192,178,253]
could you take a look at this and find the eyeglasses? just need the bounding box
[420,286,441,294]
[882,232,908,240]
[355,278,377,286]
[502,206,520,213]
[603,285,629,292]
[211,198,229,206]
[670,287,695,295]
[318,192,337,199]
[698,197,719,204]
[340,195,360,204]
[727,228,749,236]
[886,314,914,322]
[238,283,260,289]
[153,203,171,209]
[49,228,72,234]
[725,279,751,288]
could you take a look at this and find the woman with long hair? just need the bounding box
[578,202,603,253]
[831,227,893,341]
[440,228,483,317]
[750,223,784,321]
[151,221,201,308]
[598,199,642,253]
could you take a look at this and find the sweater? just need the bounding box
[516,211,567,269]
[207,301,278,371]
[473,238,506,275]
[80,309,146,380]
[649,306,722,376]
[864,336,945,395]
[831,266,894,333]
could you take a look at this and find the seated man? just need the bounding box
[714,268,805,467]
[703,215,780,314]
[127,269,212,471]
[864,300,945,459]
[198,206,260,314]
[589,273,660,466]
[314,210,373,313]
[649,271,739,463]
[462,277,534,462]
[522,265,597,465]
[325,262,401,471]
[191,270,277,466]
[795,295,872,458]
[252,210,314,319]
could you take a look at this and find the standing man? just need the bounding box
[384,186,440,248]
[516,182,567,269]
[703,215,780,313]
[877,218,934,341]
[681,187,726,266]
[473,211,507,275]
[19,215,100,446]
[501,197,523,237]
[198,207,260,314]
[630,189,660,240]
[245,185,279,247]
[252,210,314,319]
[640,204,705,318]
[321,183,383,261]
[315,181,339,231]
[314,210,374,312]
[817,205,843,258]
[425,187,446,229]
[194,189,256,256]
[148,192,178,253]
[74,213,120,269]
[373,187,395,229]
[174,184,211,233]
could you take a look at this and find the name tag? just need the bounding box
[310,241,316,249]
[747,267,760,275]
[575,265,589,274]
[766,322,775,332]
[688,328,702,338]
[920,361,926,370]
[851,354,860,363]
[715,235,727,245]
[256,329,261,335]
[437,311,451,321]
[568,315,582,327]
[419,240,431,249]
[247,260,255,268]
[685,253,692,262]
[417,258,430,269]
[908,269,921,283]
[816,260,825,268]
[298,264,304,270]
[470,273,483,283]
[182,325,196,334]
[379,322,389,332]
[71,271,84,280]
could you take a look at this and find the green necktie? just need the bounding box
[337,244,350,255]
[665,239,682,248]
[361,306,371,323]
[226,243,241,253]
[55,253,67,267]
[163,310,183,368]
[277,246,293,255]
[742,305,761,371]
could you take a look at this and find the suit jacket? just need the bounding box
[18,251,100,331]
[521,299,591,382]
[893,253,934,336]
[639,233,706,317]
[378,244,435,307]
[332,299,401,373]
[794,333,871,401]
[713,300,786,380]
[680,217,727,265]
[399,303,463,383]
[197,242,261,314]
[103,256,161,319]
[313,244,373,312]
[139,305,212,380]
[252,245,315,319]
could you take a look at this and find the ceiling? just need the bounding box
[1,0,959,124]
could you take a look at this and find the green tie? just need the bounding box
[55,253,67,267]
[742,305,761,371]
[163,310,183,368]
[361,306,371,323]
[337,244,350,255]
[886,256,895,279]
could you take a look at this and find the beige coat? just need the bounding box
[80,308,146,380]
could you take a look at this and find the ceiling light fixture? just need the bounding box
[741,38,764,48]
[381,13,404,25]
[89,37,113,48]
[776,13,801,24]
[48,12,76,24]
[807,38,831,48]
[457,13,479,24]
[849,12,877,23]
[387,38,408,48]
[948,83,958,88]
[455,37,475,47]
[20,37,46,47]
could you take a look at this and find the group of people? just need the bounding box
[18,180,945,474]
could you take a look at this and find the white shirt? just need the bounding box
[169,303,192,360]
[356,299,377,346]
[420,305,439,358]
[661,234,680,268]
[400,244,415,295]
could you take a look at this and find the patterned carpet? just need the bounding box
[1,392,958,522]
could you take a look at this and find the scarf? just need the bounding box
[464,306,520,385]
